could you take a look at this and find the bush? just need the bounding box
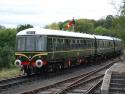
[0,28,16,68]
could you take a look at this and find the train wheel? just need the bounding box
[59,64,64,70]
[24,68,31,76]
[68,60,71,68]
[49,64,55,72]
[24,66,33,75]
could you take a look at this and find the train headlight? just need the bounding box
[14,59,22,67]
[35,59,43,68]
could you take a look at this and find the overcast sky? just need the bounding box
[0,0,122,28]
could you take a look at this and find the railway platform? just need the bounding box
[101,61,125,94]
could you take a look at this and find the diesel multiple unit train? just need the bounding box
[14,28,123,75]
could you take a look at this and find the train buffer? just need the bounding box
[101,62,125,94]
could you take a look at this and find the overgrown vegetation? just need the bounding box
[0,0,125,69]
[0,28,16,69]
[0,25,33,69]
[0,68,20,80]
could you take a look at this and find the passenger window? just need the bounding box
[47,38,53,51]
[84,39,87,48]
[53,38,57,50]
[57,38,63,50]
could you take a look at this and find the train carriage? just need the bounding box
[15,28,96,74]
[14,28,123,75]
[113,38,123,56]
[94,35,115,59]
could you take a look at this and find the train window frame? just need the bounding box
[16,36,26,51]
[56,38,63,50]
[16,35,47,51]
[25,36,36,51]
[83,39,87,48]
[47,37,53,51]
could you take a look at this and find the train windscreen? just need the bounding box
[16,36,46,51]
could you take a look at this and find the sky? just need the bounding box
[0,0,122,28]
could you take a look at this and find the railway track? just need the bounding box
[21,58,120,94]
[0,72,65,92]
[65,74,103,94]
[0,65,92,93]
[0,76,27,91]
[0,58,121,94]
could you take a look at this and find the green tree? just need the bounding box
[104,15,114,29]
[17,24,33,32]
[75,19,94,33]
[94,15,114,29]
[45,22,60,30]
[0,28,16,68]
[120,0,125,16]
[94,26,108,35]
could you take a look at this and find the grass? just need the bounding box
[0,68,21,80]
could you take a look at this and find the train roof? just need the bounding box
[94,35,114,40]
[17,28,95,39]
[17,28,121,41]
[113,37,122,41]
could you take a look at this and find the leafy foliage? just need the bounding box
[45,23,60,30]
[75,19,94,33]
[0,29,16,68]
[44,14,125,45]
[17,24,33,33]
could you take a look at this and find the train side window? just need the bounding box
[53,38,57,51]
[68,39,70,49]
[90,39,93,48]
[89,39,92,48]
[86,39,88,48]
[102,40,104,48]
[60,39,64,50]
[26,37,35,51]
[101,40,104,48]
[76,39,79,48]
[47,37,53,51]
[109,41,111,47]
[106,41,108,47]
[36,36,47,51]
[71,39,74,49]
[111,41,113,47]
[80,39,82,48]
[84,39,87,48]
[108,41,111,47]
[91,39,94,48]
[57,38,63,50]
[100,40,102,48]
[80,39,83,48]
[86,39,91,48]
[103,41,105,47]
[104,41,106,47]
[64,38,70,49]
[17,37,25,51]
[56,38,59,50]
[97,40,100,48]
[87,39,89,48]
[70,39,73,49]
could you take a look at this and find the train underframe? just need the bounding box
[19,51,122,75]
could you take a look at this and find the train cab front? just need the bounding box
[15,35,47,75]
[15,52,48,75]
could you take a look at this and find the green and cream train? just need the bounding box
[15,28,123,75]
